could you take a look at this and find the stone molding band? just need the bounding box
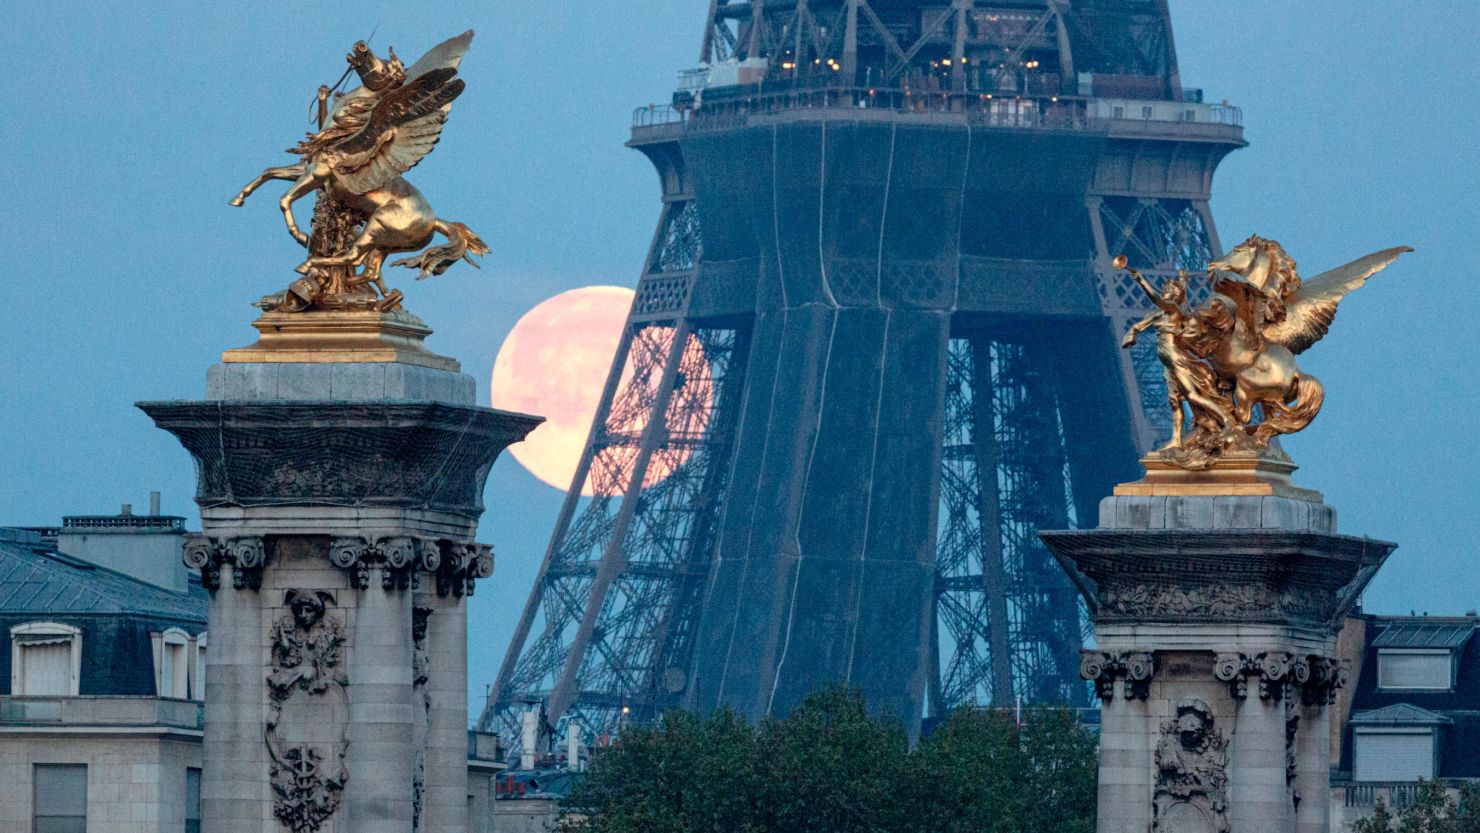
[1081,649,1349,706]
[184,534,494,597]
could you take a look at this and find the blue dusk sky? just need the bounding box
[1,2,1477,714]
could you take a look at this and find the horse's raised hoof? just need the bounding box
[229,196,245,207]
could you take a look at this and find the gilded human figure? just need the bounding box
[1120,266,1232,451]
[1115,237,1411,469]
[230,31,486,313]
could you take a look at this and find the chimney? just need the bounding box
[520,700,540,770]
[566,719,583,772]
[56,496,188,593]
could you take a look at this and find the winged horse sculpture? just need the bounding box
[1119,236,1411,468]
[230,31,487,312]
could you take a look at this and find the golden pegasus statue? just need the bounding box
[1118,236,1411,470]
[230,30,486,312]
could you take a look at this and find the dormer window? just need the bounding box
[1377,648,1453,691]
[152,628,191,699]
[10,622,81,696]
[191,633,207,702]
[1371,620,1474,693]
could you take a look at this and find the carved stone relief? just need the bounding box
[1153,699,1229,833]
[1080,650,1155,701]
[1285,697,1301,810]
[1098,582,1329,623]
[266,589,348,833]
[411,605,432,832]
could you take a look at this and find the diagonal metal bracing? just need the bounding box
[486,320,750,750]
[934,331,1090,711]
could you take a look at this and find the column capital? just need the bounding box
[1081,649,1155,701]
[1213,651,1349,705]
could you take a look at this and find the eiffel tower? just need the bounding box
[482,0,1244,746]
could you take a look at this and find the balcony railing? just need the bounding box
[1340,781,1472,810]
[62,514,185,530]
[633,87,1242,135]
[0,696,203,730]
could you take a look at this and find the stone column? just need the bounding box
[189,540,271,832]
[1229,683,1292,830]
[144,316,541,833]
[1043,489,1393,833]
[418,563,480,833]
[1083,652,1154,833]
[346,559,415,832]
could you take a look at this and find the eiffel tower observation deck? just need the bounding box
[485,0,1246,748]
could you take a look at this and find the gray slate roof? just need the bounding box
[0,529,206,621]
[1371,619,1476,650]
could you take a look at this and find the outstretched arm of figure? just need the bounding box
[1121,312,1158,348]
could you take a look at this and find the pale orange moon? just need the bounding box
[492,286,635,494]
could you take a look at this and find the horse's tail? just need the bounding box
[1254,373,1324,443]
[390,220,491,279]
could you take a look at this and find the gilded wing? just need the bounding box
[402,30,474,82]
[1262,246,1412,354]
[330,66,466,194]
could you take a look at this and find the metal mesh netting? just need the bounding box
[141,402,538,519]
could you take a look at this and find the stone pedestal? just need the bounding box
[140,314,541,833]
[1042,490,1393,833]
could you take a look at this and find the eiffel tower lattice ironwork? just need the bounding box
[482,0,1245,749]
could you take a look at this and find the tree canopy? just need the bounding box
[1352,780,1480,833]
[561,686,1097,833]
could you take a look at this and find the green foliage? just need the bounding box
[562,685,1097,833]
[1352,780,1480,833]
[910,706,1095,833]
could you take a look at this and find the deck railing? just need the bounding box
[634,87,1241,134]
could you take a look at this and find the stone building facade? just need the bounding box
[0,516,207,833]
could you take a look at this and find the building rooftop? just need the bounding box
[1371,618,1477,650]
[0,528,205,621]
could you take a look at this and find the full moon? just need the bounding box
[492,286,634,494]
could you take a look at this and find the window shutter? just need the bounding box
[1378,651,1451,689]
[19,641,72,696]
[1354,732,1435,781]
[34,763,87,833]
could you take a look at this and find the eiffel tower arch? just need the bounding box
[483,0,1244,747]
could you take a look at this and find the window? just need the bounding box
[1111,105,1124,119]
[1378,649,1453,690]
[1184,109,1197,122]
[1141,105,1153,120]
[185,768,201,833]
[11,623,81,696]
[191,633,207,702]
[33,763,87,833]
[154,629,190,699]
[1353,729,1435,781]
